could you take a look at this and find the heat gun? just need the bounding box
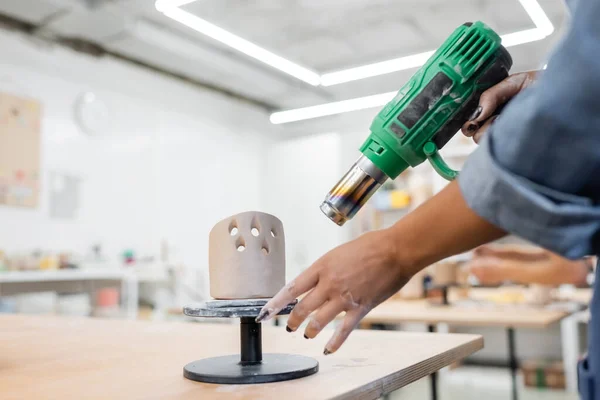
[320,21,512,226]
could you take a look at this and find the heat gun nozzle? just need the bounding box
[320,155,388,226]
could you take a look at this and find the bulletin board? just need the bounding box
[0,92,42,208]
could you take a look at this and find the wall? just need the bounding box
[263,132,349,279]
[0,30,275,283]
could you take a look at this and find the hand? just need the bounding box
[256,229,413,355]
[466,245,589,286]
[256,181,506,355]
[461,71,538,143]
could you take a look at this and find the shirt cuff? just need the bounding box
[458,134,600,259]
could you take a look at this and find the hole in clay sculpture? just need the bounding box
[235,236,246,252]
[261,242,269,255]
[229,221,238,236]
[270,229,276,238]
[250,216,261,237]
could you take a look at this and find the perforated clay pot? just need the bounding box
[209,211,285,299]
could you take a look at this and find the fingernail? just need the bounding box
[255,310,270,323]
[466,123,479,133]
[304,334,309,339]
[468,106,482,121]
[323,349,332,355]
[286,326,293,333]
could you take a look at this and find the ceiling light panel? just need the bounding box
[157,0,552,88]
[320,0,554,86]
[270,92,396,124]
[155,1,320,86]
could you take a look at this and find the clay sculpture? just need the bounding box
[209,211,285,299]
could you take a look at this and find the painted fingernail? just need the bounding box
[323,349,332,355]
[304,334,309,339]
[466,123,479,133]
[468,106,482,121]
[255,310,270,323]
[286,326,293,333]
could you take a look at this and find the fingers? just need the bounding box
[303,300,342,339]
[324,307,369,355]
[286,288,328,332]
[461,72,535,138]
[257,267,319,323]
[472,116,498,143]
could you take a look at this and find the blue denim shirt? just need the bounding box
[458,0,600,397]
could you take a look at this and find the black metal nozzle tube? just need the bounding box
[320,155,388,226]
[240,317,262,365]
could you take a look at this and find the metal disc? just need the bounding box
[183,354,319,384]
[184,300,297,318]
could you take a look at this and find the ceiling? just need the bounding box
[0,0,569,117]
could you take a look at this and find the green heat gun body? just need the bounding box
[321,21,513,226]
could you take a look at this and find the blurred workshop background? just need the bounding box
[0,0,589,399]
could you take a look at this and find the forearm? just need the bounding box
[518,261,588,286]
[388,180,506,274]
[487,262,587,286]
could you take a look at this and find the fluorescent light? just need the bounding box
[157,7,320,86]
[516,0,554,36]
[155,0,198,12]
[501,0,553,46]
[320,51,434,86]
[270,92,396,124]
[320,0,553,86]
[156,0,553,92]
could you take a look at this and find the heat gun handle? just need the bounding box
[424,142,458,181]
[424,99,510,181]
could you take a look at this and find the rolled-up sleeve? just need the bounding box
[459,0,600,259]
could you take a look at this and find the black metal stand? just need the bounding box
[240,317,262,364]
[507,327,518,400]
[428,324,439,400]
[183,301,319,385]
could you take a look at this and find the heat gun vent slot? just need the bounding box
[448,31,493,72]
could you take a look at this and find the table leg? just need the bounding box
[561,312,583,393]
[507,327,518,400]
[428,324,438,400]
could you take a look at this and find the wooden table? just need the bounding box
[361,300,568,328]
[0,315,482,400]
[359,300,569,400]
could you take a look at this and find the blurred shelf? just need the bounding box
[372,189,411,211]
[0,269,132,283]
[0,269,139,319]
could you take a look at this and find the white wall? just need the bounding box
[0,30,274,279]
[264,132,348,280]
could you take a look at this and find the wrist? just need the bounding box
[384,224,426,277]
